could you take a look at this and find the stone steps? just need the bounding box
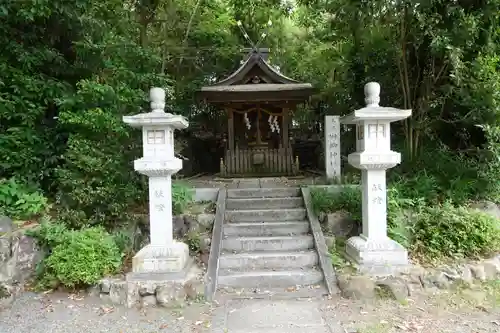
[222,235,314,252]
[227,187,301,198]
[223,221,310,237]
[216,284,329,300]
[226,197,304,210]
[215,186,326,298]
[225,208,307,222]
[219,250,319,270]
[217,268,324,289]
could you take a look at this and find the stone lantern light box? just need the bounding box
[340,82,412,275]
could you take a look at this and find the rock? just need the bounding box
[156,283,186,307]
[470,201,500,220]
[142,295,157,307]
[109,280,127,305]
[0,282,14,309]
[184,215,198,232]
[138,282,156,296]
[420,271,450,289]
[456,265,474,285]
[200,237,211,253]
[482,259,500,279]
[430,272,451,289]
[401,268,424,296]
[173,215,187,239]
[470,265,487,281]
[87,285,100,297]
[376,277,409,301]
[325,235,336,250]
[11,234,42,282]
[323,212,358,237]
[0,233,42,285]
[100,279,112,293]
[197,214,215,231]
[0,216,13,235]
[126,282,141,309]
[337,275,376,299]
[184,281,199,300]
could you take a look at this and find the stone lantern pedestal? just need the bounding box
[340,82,412,275]
[123,88,191,279]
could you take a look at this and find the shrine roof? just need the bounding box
[200,83,313,93]
[197,48,314,103]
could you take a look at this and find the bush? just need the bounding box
[411,203,500,260]
[310,186,362,222]
[28,221,122,289]
[172,182,194,215]
[0,178,50,220]
[310,184,500,261]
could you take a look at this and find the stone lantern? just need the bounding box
[340,82,412,274]
[123,87,190,277]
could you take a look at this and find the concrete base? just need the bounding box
[132,241,189,274]
[345,236,410,276]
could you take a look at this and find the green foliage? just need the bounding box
[310,186,362,222]
[412,203,500,260]
[310,181,500,261]
[0,178,49,220]
[172,182,194,215]
[184,229,202,254]
[28,221,122,289]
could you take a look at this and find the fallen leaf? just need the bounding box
[99,306,114,315]
[159,323,168,329]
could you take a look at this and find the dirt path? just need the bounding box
[1,283,499,333]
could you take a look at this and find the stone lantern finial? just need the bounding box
[150,87,166,113]
[364,82,380,107]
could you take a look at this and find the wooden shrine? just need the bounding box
[197,48,314,177]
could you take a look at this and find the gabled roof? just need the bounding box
[211,49,299,86]
[197,48,314,104]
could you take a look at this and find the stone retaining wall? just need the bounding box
[337,254,500,300]
[0,216,43,308]
[95,264,205,308]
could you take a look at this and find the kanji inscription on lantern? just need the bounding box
[371,183,384,192]
[372,196,384,204]
[155,204,165,212]
[155,190,164,198]
[368,124,386,139]
[147,130,166,144]
[325,116,341,180]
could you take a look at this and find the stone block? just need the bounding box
[337,275,376,299]
[376,277,409,301]
[481,259,500,278]
[197,213,215,230]
[227,188,301,199]
[222,235,313,252]
[226,208,306,222]
[223,221,310,237]
[142,295,157,307]
[345,236,409,275]
[323,212,358,238]
[470,264,487,281]
[109,280,127,305]
[132,242,189,274]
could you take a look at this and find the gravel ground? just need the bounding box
[327,284,500,333]
[1,285,500,333]
[0,292,212,333]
